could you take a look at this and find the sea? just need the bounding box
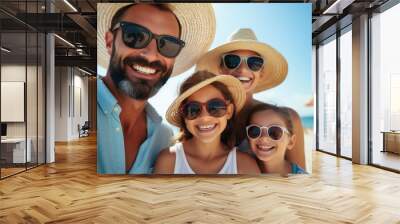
[301,116,314,129]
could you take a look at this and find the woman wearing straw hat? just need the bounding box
[97,3,216,174]
[196,28,306,171]
[154,71,260,174]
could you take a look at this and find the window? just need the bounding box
[317,36,337,154]
[339,29,352,158]
[371,2,400,171]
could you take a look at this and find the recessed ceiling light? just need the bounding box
[63,0,78,12]
[78,67,93,76]
[323,0,354,15]
[1,47,11,53]
[54,34,75,48]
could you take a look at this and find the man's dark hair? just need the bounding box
[109,3,182,37]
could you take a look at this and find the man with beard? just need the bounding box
[97,3,216,174]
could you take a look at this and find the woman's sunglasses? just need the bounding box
[112,21,185,58]
[222,54,264,72]
[246,124,289,141]
[180,98,229,120]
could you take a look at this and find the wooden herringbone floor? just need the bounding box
[1,135,400,224]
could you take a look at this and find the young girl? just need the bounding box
[154,71,260,174]
[246,103,305,174]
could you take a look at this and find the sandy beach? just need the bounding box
[304,128,314,174]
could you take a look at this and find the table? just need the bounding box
[381,131,400,154]
[1,138,31,163]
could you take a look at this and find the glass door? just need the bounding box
[0,0,47,179]
[1,30,28,178]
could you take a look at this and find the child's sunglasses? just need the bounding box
[222,54,264,72]
[112,21,186,58]
[180,98,229,120]
[246,124,289,141]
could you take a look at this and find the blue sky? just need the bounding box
[98,3,312,118]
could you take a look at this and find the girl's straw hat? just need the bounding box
[166,74,246,127]
[97,3,216,76]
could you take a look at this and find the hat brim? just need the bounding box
[196,40,288,92]
[166,75,246,127]
[97,3,216,76]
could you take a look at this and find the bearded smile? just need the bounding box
[126,63,160,81]
[132,64,157,75]
[108,47,172,100]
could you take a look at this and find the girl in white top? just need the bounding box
[154,71,260,174]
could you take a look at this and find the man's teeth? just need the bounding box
[132,64,156,75]
[237,76,252,82]
[198,124,216,130]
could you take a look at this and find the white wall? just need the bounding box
[72,73,89,138]
[54,67,89,141]
[55,67,69,141]
[1,65,37,138]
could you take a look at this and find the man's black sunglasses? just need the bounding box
[112,21,185,58]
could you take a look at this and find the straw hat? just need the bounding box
[196,28,288,92]
[166,74,246,127]
[97,3,216,76]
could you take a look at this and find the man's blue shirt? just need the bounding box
[97,78,173,174]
